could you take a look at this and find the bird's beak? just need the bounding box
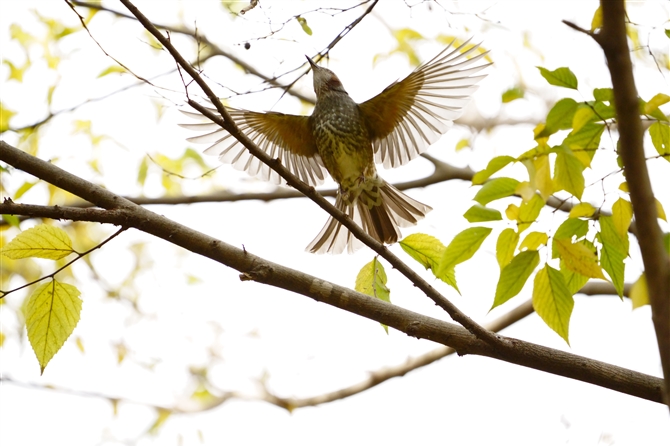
[305,55,317,69]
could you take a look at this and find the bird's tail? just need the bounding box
[306,181,432,254]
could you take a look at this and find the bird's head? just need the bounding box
[306,56,347,98]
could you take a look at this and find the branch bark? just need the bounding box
[588,0,670,407]
[0,140,664,404]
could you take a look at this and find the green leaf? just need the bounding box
[492,250,540,309]
[666,29,670,39]
[554,146,585,199]
[473,177,519,205]
[649,122,670,160]
[437,227,492,277]
[26,280,82,373]
[1,224,74,260]
[630,273,648,309]
[517,194,544,232]
[539,98,578,137]
[463,204,502,223]
[592,100,616,120]
[472,156,515,185]
[519,231,548,251]
[593,88,614,102]
[555,217,589,240]
[569,202,596,218]
[502,87,524,103]
[496,228,519,269]
[599,216,628,298]
[355,258,391,333]
[296,16,313,36]
[555,239,606,280]
[533,265,574,344]
[537,66,578,90]
[564,123,605,166]
[400,233,458,291]
[2,214,21,227]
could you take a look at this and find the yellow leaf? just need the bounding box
[590,6,603,31]
[455,138,471,152]
[26,280,82,373]
[515,181,535,202]
[0,101,17,133]
[554,239,606,280]
[148,408,172,435]
[554,148,585,199]
[533,265,573,344]
[518,194,544,232]
[630,273,648,309]
[618,182,629,193]
[496,228,519,269]
[656,199,667,221]
[355,258,391,333]
[505,204,520,221]
[75,336,85,353]
[644,93,670,115]
[569,202,596,218]
[1,224,74,260]
[572,107,596,132]
[520,231,549,251]
[533,155,554,201]
[355,258,390,303]
[612,197,632,238]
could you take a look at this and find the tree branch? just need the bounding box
[0,141,664,403]
[587,0,670,407]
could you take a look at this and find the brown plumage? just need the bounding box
[181,39,490,254]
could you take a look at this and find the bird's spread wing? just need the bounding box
[358,39,490,169]
[180,106,328,187]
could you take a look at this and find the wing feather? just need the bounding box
[180,106,327,187]
[359,38,491,169]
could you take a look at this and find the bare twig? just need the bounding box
[0,222,126,298]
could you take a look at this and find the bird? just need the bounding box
[180,39,490,254]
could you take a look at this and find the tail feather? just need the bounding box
[306,181,431,254]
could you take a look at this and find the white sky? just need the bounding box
[1,1,669,446]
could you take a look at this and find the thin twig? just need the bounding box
[0,225,126,298]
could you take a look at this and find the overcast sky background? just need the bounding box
[1,1,670,446]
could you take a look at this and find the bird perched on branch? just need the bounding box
[181,39,489,254]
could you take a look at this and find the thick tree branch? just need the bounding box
[586,0,670,406]
[0,141,664,403]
